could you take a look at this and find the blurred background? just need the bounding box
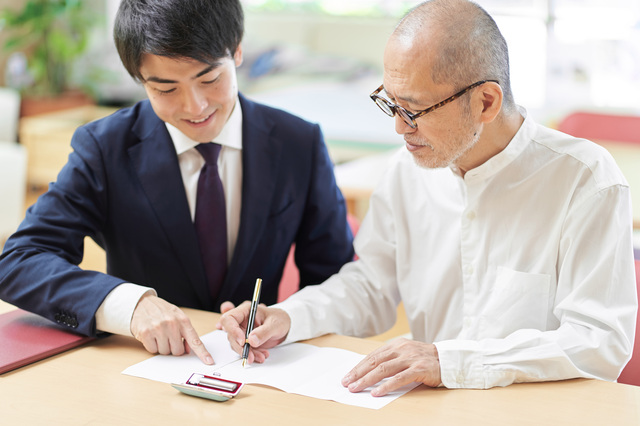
[1,1,640,120]
[1,0,639,258]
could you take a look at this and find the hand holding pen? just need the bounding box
[217,287,292,365]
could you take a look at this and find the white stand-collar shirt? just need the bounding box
[277,108,637,389]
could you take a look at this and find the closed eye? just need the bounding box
[156,88,176,95]
[202,76,220,85]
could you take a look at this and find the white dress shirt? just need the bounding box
[276,108,637,389]
[95,99,243,336]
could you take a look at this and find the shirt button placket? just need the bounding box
[460,192,479,338]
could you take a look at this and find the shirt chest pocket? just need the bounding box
[480,266,551,337]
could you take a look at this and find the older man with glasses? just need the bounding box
[219,0,637,394]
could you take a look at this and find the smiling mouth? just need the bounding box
[188,113,213,124]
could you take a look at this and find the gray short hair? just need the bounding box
[395,0,516,113]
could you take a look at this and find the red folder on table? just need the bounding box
[0,309,94,374]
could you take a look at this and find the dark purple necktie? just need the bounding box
[195,143,227,301]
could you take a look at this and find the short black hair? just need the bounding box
[114,0,244,82]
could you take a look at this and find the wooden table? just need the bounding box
[1,300,639,425]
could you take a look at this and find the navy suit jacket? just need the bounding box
[0,94,354,335]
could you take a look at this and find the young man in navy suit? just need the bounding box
[0,0,354,365]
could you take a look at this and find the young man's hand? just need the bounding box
[130,293,214,365]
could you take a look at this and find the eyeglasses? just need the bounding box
[370,80,499,129]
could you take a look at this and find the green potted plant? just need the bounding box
[0,0,94,102]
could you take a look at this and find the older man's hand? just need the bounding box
[341,338,441,397]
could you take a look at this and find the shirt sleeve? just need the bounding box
[436,184,637,389]
[274,170,403,344]
[95,283,157,336]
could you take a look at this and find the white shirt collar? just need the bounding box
[454,106,532,181]
[166,97,243,155]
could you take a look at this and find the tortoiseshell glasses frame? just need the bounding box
[370,80,499,129]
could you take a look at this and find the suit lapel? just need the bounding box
[128,105,212,309]
[218,96,279,302]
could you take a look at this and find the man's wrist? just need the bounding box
[95,283,157,336]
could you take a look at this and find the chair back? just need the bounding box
[0,87,21,143]
[617,260,640,385]
[277,214,360,302]
[558,111,640,229]
[0,143,27,248]
[557,112,640,145]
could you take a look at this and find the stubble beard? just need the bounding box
[408,126,481,170]
[408,102,481,170]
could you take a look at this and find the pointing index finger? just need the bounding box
[181,323,214,365]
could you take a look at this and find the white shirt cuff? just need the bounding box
[435,339,485,388]
[272,299,315,344]
[95,283,157,336]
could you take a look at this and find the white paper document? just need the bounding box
[122,330,418,409]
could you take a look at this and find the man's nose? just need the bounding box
[395,114,415,135]
[182,87,207,116]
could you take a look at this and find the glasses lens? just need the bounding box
[374,98,394,117]
[396,108,416,129]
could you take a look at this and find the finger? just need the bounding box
[244,349,261,365]
[220,325,248,355]
[136,332,159,354]
[141,321,172,355]
[215,301,237,330]
[242,347,270,365]
[220,301,236,314]
[342,345,388,386]
[155,335,172,355]
[346,340,431,394]
[346,358,400,394]
[227,332,245,355]
[252,348,270,363]
[219,300,252,329]
[370,369,417,397]
[181,323,214,365]
[223,323,250,354]
[168,332,187,356]
[246,326,272,349]
[246,308,290,349]
[219,301,253,348]
[146,309,188,356]
[165,321,188,356]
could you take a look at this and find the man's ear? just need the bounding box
[234,44,243,67]
[478,81,502,123]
